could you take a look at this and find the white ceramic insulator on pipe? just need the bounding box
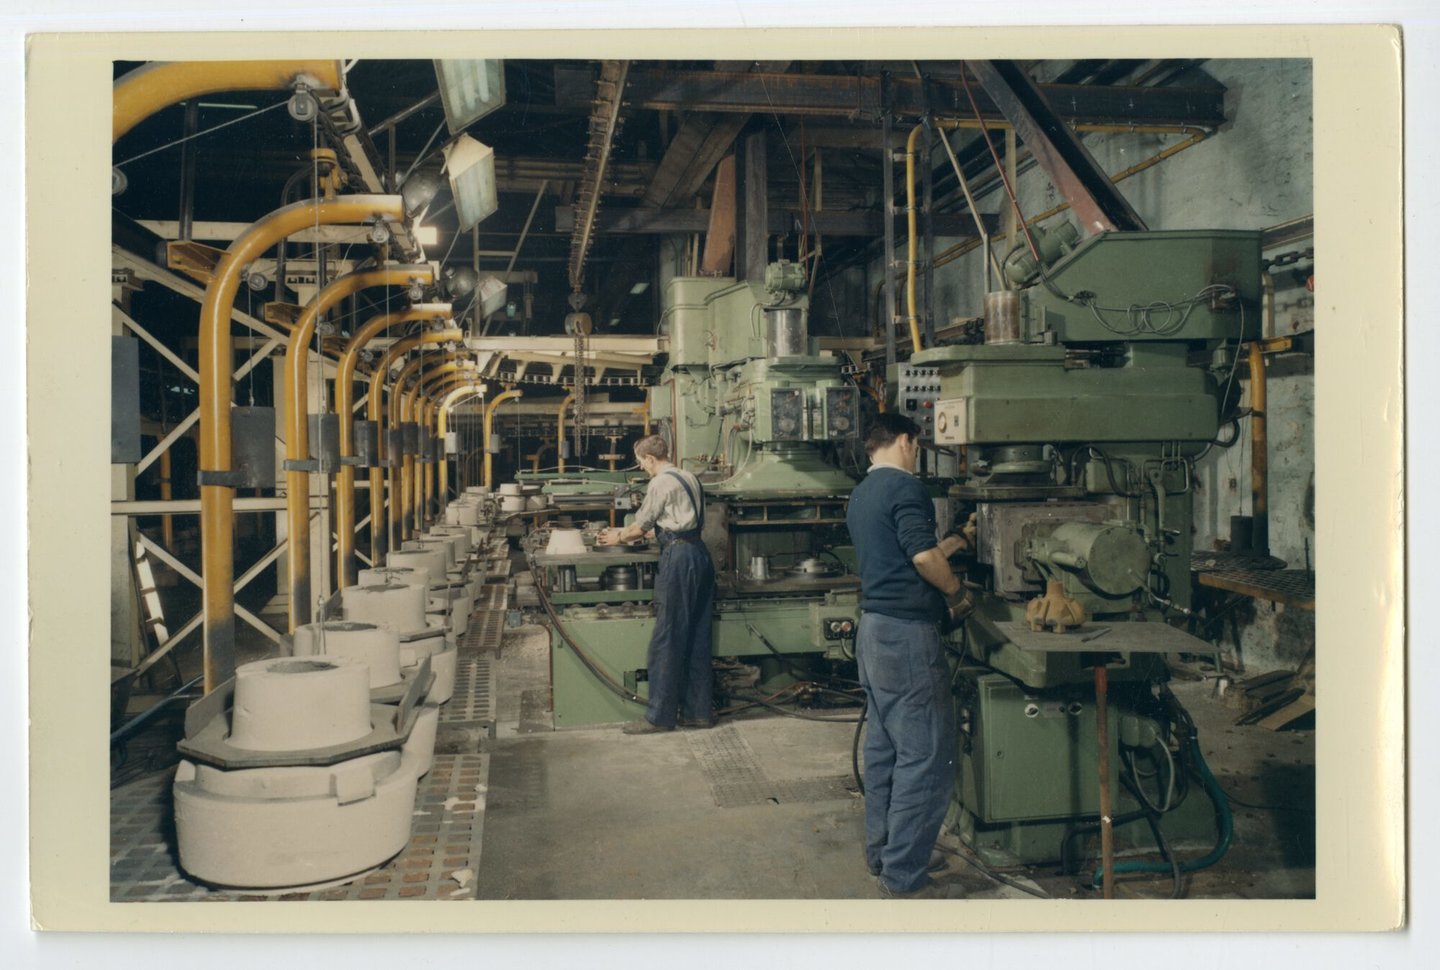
[291,620,403,689]
[228,657,373,751]
[342,582,427,633]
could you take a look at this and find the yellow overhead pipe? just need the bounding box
[484,389,524,489]
[114,60,344,143]
[197,194,402,693]
[366,328,464,562]
[555,391,576,474]
[334,304,451,588]
[417,369,481,522]
[438,383,487,502]
[282,265,433,631]
[405,361,475,533]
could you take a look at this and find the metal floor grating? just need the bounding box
[109,753,490,902]
[685,725,856,808]
[441,655,494,724]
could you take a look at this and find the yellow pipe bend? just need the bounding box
[282,265,433,631]
[197,193,402,692]
[114,60,343,143]
[484,389,524,489]
[334,304,451,588]
[438,384,486,501]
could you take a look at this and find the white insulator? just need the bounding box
[173,746,422,889]
[455,503,481,526]
[228,657,373,752]
[428,525,472,558]
[386,548,444,585]
[498,482,522,496]
[444,506,461,526]
[358,566,424,588]
[342,582,427,633]
[500,495,526,512]
[545,529,587,555]
[405,536,455,572]
[291,620,403,690]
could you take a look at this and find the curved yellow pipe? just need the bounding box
[114,60,343,143]
[334,304,452,587]
[417,370,480,520]
[406,360,475,532]
[438,384,486,502]
[555,392,576,474]
[379,341,465,545]
[484,389,524,488]
[198,193,401,692]
[282,265,433,631]
[366,328,462,562]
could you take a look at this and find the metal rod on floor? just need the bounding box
[1095,660,1114,899]
[110,674,204,745]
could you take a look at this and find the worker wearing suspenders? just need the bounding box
[597,434,716,733]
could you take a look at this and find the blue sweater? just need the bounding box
[846,466,943,622]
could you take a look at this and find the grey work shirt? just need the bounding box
[632,466,704,534]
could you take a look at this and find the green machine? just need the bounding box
[905,227,1261,865]
[536,261,865,728]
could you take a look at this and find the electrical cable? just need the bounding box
[951,845,1051,899]
[851,700,867,795]
[534,574,646,706]
[1089,734,1233,890]
[114,99,289,167]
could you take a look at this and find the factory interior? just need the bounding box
[106,55,1317,903]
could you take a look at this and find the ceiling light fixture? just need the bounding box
[441,135,498,233]
[433,60,506,135]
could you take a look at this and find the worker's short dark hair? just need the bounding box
[633,433,671,461]
[864,412,923,456]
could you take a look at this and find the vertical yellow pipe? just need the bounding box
[398,357,469,538]
[903,124,925,355]
[438,383,485,505]
[197,194,401,693]
[484,389,523,488]
[334,304,450,588]
[556,391,575,474]
[366,328,463,564]
[416,367,479,523]
[283,266,433,631]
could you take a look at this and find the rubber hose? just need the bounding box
[1090,736,1233,888]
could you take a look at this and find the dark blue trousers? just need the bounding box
[644,541,715,727]
[856,611,956,893]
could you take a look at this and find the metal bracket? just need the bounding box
[282,458,321,472]
[196,469,251,488]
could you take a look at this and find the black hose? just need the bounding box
[852,701,867,795]
[535,577,646,706]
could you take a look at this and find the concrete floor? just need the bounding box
[110,616,1314,903]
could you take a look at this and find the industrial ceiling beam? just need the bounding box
[624,69,1226,127]
[555,204,1001,237]
[969,60,1148,235]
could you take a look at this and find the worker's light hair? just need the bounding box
[633,434,670,462]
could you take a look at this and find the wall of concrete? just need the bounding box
[858,59,1315,672]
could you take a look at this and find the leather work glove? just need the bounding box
[942,587,976,632]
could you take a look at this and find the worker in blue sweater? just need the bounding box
[846,412,974,898]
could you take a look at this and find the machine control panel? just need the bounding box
[769,387,805,440]
[822,617,857,640]
[897,365,941,439]
[823,386,860,439]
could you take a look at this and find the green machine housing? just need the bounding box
[907,229,1262,865]
[537,263,865,729]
